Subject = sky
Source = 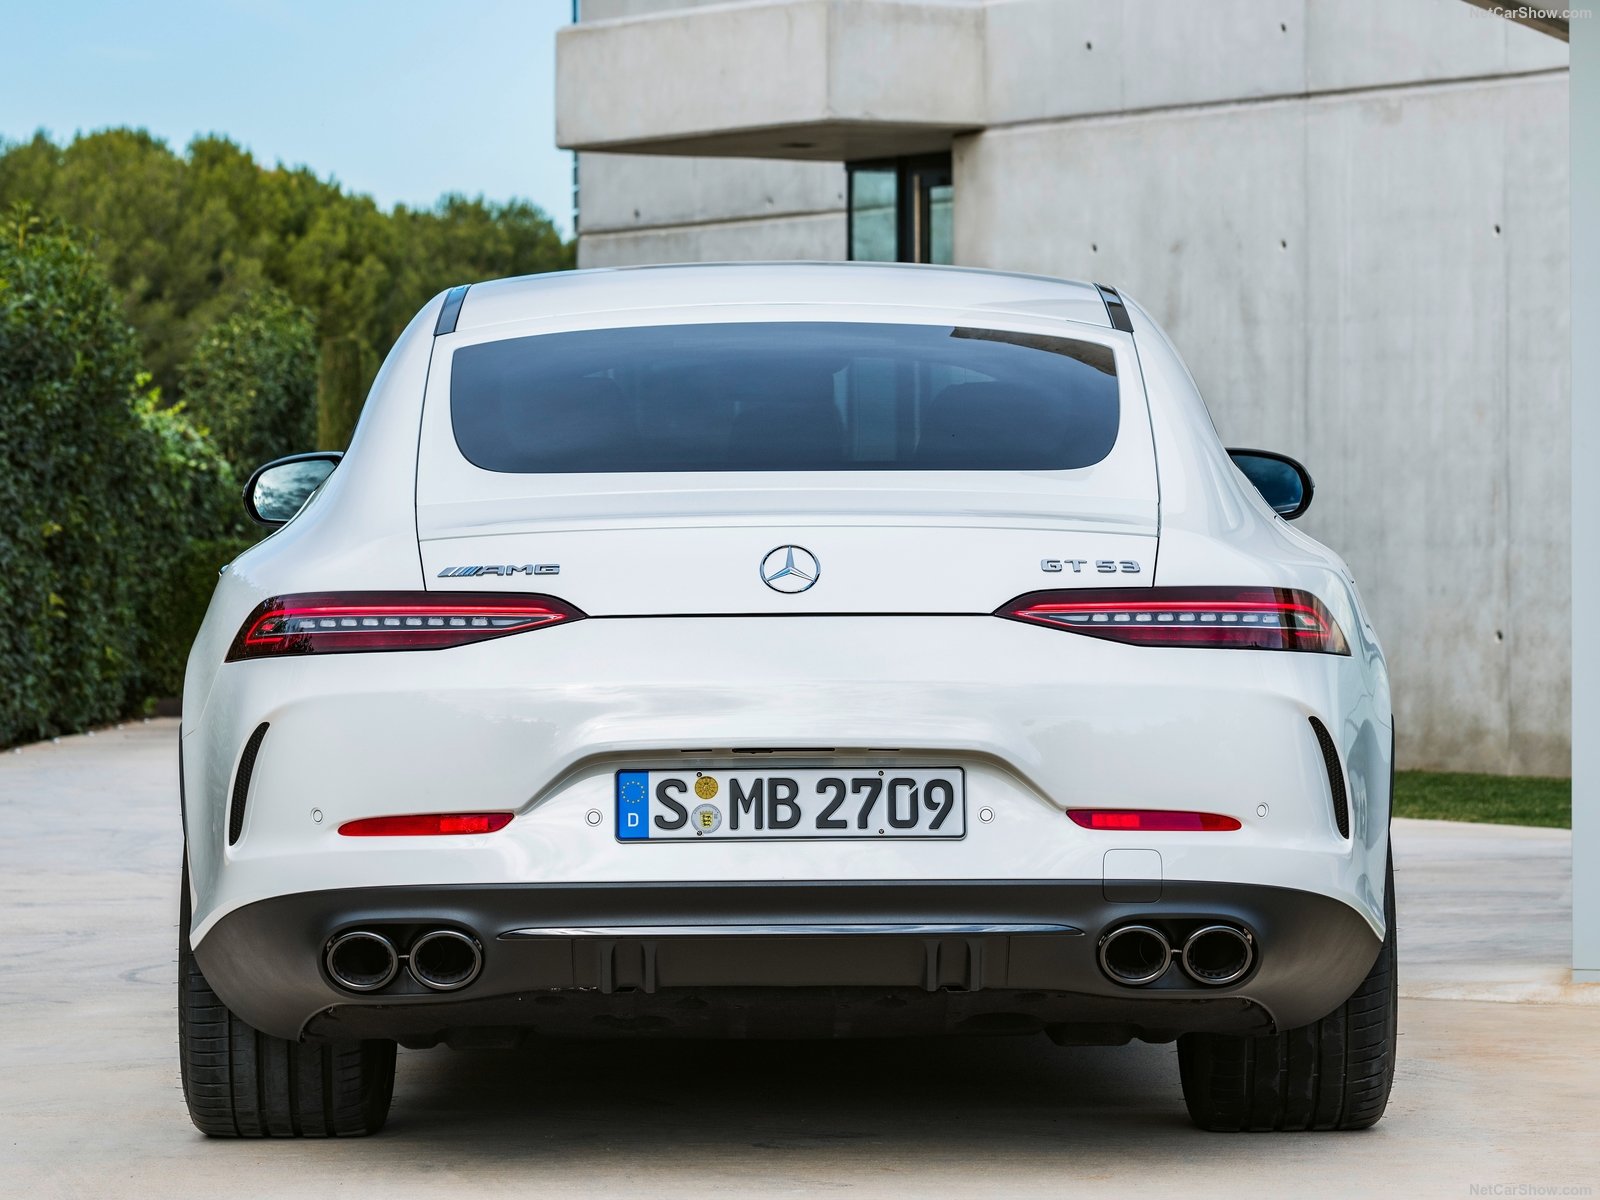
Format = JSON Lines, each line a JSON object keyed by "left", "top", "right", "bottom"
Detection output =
{"left": 2, "top": 0, "right": 576, "bottom": 235}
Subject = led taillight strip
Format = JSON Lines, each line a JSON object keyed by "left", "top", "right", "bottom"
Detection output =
{"left": 998, "top": 587, "right": 1349, "bottom": 654}
{"left": 226, "top": 592, "right": 585, "bottom": 660}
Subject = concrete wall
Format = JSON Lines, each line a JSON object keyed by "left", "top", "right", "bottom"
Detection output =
{"left": 560, "top": 1, "right": 984, "bottom": 158}
{"left": 568, "top": 0, "right": 1573, "bottom": 775}
{"left": 980, "top": 0, "right": 1567, "bottom": 119}
{"left": 957, "top": 72, "right": 1570, "bottom": 775}
{"left": 575, "top": 153, "right": 846, "bottom": 266}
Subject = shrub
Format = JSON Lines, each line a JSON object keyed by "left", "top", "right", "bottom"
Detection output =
{"left": 180, "top": 287, "right": 318, "bottom": 476}
{"left": 129, "top": 394, "right": 254, "bottom": 699}
{"left": 0, "top": 130, "right": 574, "bottom": 451}
{"left": 0, "top": 208, "right": 241, "bottom": 744}
{"left": 140, "top": 534, "right": 256, "bottom": 701}
{"left": 316, "top": 334, "right": 376, "bottom": 450}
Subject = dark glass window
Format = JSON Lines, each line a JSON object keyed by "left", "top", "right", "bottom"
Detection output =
{"left": 450, "top": 322, "right": 1119, "bottom": 474}
{"left": 848, "top": 167, "right": 898, "bottom": 262}
{"left": 848, "top": 156, "right": 953, "bottom": 264}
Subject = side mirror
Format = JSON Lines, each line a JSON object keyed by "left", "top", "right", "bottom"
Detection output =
{"left": 243, "top": 452, "right": 343, "bottom": 526}
{"left": 1228, "top": 448, "right": 1314, "bottom": 520}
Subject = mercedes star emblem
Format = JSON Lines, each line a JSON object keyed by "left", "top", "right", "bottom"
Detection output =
{"left": 760, "top": 545, "right": 820, "bottom": 594}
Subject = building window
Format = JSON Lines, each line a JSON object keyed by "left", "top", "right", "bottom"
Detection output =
{"left": 848, "top": 155, "right": 953, "bottom": 265}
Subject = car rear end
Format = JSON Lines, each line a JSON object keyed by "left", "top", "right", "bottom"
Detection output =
{"left": 184, "top": 274, "right": 1388, "bottom": 1053}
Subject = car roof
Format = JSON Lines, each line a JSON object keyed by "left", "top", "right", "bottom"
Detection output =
{"left": 451, "top": 261, "right": 1116, "bottom": 335}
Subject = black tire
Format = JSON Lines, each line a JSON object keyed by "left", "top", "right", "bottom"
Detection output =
{"left": 178, "top": 859, "right": 396, "bottom": 1137}
{"left": 1176, "top": 852, "right": 1397, "bottom": 1132}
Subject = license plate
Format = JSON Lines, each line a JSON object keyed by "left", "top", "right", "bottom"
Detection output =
{"left": 615, "top": 768, "right": 965, "bottom": 841}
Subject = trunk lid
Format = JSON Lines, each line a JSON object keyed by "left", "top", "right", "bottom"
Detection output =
{"left": 417, "top": 485, "right": 1157, "bottom": 616}
{"left": 415, "top": 309, "right": 1158, "bottom": 615}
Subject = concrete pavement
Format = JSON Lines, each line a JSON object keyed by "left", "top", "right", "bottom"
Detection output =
{"left": 2, "top": 720, "right": 1596, "bottom": 1199}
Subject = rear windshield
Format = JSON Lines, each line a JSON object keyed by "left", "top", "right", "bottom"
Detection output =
{"left": 449, "top": 321, "right": 1119, "bottom": 474}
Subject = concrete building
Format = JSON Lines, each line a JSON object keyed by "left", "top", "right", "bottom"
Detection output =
{"left": 556, "top": 0, "right": 1572, "bottom": 776}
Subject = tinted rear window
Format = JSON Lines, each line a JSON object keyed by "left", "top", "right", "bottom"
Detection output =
{"left": 449, "top": 321, "right": 1119, "bottom": 473}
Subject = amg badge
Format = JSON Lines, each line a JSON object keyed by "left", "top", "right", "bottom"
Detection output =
{"left": 437, "top": 564, "right": 560, "bottom": 578}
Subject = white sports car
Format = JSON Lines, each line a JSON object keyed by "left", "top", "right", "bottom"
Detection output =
{"left": 179, "top": 262, "right": 1395, "bottom": 1137}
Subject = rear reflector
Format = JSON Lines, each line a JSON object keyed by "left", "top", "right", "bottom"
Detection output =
{"left": 338, "top": 813, "right": 514, "bottom": 837}
{"left": 998, "top": 587, "right": 1349, "bottom": 654}
{"left": 1068, "top": 809, "right": 1242, "bottom": 831}
{"left": 226, "top": 592, "right": 584, "bottom": 661}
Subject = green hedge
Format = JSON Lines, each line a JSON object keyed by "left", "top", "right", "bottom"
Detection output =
{"left": 140, "top": 534, "right": 258, "bottom": 700}
{"left": 131, "top": 395, "right": 257, "bottom": 699}
{"left": 0, "top": 209, "right": 243, "bottom": 745}
{"left": 316, "top": 333, "right": 377, "bottom": 450}
{"left": 181, "top": 287, "right": 318, "bottom": 476}
{"left": 0, "top": 129, "right": 574, "bottom": 453}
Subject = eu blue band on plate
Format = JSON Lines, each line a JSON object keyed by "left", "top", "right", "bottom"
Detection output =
{"left": 616, "top": 771, "right": 650, "bottom": 839}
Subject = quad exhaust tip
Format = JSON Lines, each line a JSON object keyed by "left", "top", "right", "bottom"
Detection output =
{"left": 1180, "top": 924, "right": 1255, "bottom": 987}
{"left": 325, "top": 931, "right": 399, "bottom": 993}
{"left": 1097, "top": 922, "right": 1257, "bottom": 988}
{"left": 408, "top": 929, "right": 484, "bottom": 992}
{"left": 1097, "top": 924, "right": 1172, "bottom": 987}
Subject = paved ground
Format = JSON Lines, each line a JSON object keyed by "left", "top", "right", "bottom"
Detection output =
{"left": 2, "top": 720, "right": 1597, "bottom": 1199}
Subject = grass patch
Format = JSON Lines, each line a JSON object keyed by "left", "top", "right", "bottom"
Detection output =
{"left": 1393, "top": 770, "right": 1571, "bottom": 828}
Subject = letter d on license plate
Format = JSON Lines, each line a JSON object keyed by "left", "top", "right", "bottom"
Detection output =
{"left": 615, "top": 768, "right": 965, "bottom": 841}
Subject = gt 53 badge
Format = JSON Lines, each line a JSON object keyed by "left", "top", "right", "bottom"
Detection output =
{"left": 1040, "top": 559, "right": 1141, "bottom": 574}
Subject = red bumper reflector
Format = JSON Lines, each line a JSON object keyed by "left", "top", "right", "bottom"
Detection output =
{"left": 226, "top": 592, "right": 584, "bottom": 660}
{"left": 1068, "top": 809, "right": 1242, "bottom": 832}
{"left": 338, "top": 812, "right": 514, "bottom": 837}
{"left": 997, "top": 587, "right": 1349, "bottom": 654}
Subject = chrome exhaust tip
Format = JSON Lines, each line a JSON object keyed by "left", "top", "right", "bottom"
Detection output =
{"left": 1180, "top": 924, "right": 1255, "bottom": 986}
{"left": 1097, "top": 924, "right": 1172, "bottom": 987}
{"left": 408, "top": 929, "right": 483, "bottom": 992}
{"left": 325, "top": 930, "right": 400, "bottom": 993}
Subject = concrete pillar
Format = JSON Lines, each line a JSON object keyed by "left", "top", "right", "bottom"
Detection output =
{"left": 1574, "top": 16, "right": 1598, "bottom": 983}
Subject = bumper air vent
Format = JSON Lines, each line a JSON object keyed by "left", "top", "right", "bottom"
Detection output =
{"left": 228, "top": 722, "right": 270, "bottom": 846}
{"left": 1308, "top": 716, "right": 1349, "bottom": 839}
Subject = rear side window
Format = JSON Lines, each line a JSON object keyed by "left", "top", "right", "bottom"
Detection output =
{"left": 449, "top": 321, "right": 1119, "bottom": 473}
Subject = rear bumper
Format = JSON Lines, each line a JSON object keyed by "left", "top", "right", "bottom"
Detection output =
{"left": 185, "top": 615, "right": 1392, "bottom": 944}
{"left": 194, "top": 878, "right": 1381, "bottom": 1043}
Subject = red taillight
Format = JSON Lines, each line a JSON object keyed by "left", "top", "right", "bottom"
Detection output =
{"left": 226, "top": 592, "right": 584, "bottom": 661}
{"left": 998, "top": 587, "right": 1349, "bottom": 654}
{"left": 1068, "top": 809, "right": 1242, "bottom": 831}
{"left": 338, "top": 812, "right": 514, "bottom": 837}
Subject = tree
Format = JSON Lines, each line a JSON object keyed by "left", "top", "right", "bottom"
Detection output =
{"left": 181, "top": 288, "right": 318, "bottom": 475}
{"left": 316, "top": 334, "right": 377, "bottom": 450}
{"left": 0, "top": 130, "right": 575, "bottom": 443}
{"left": 0, "top": 207, "right": 241, "bottom": 744}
